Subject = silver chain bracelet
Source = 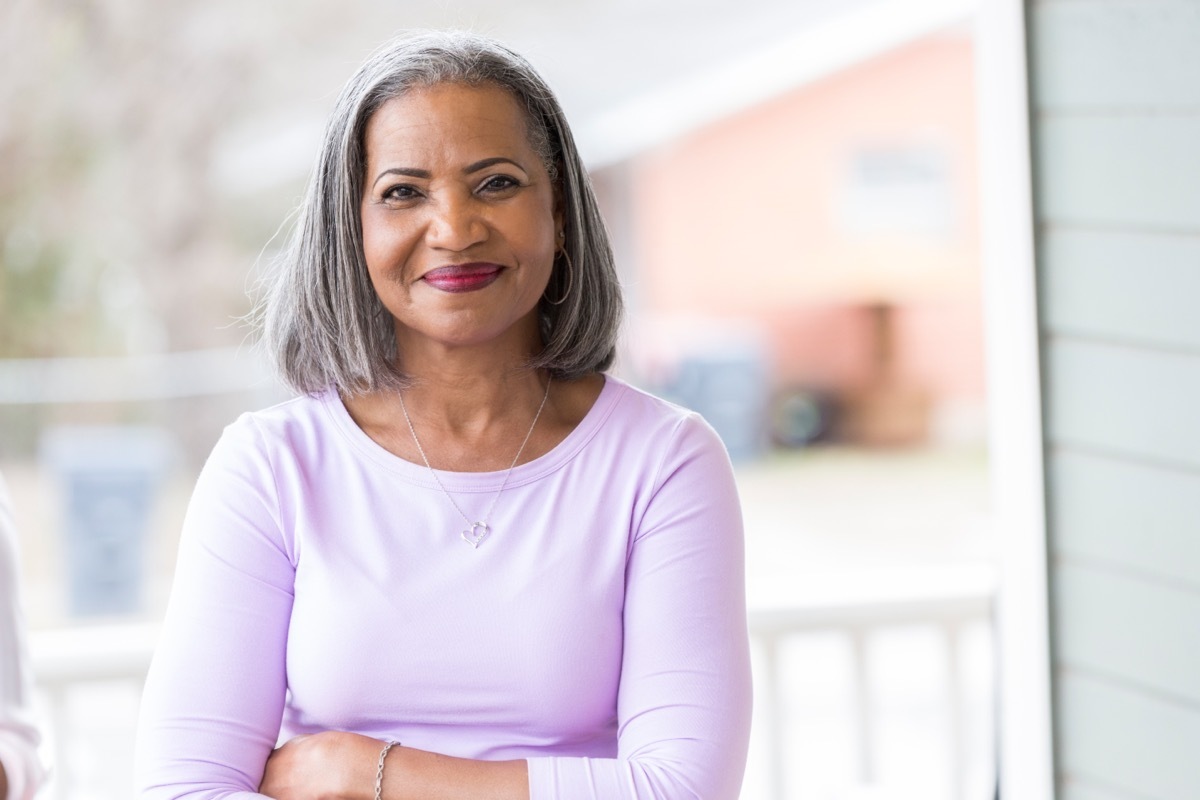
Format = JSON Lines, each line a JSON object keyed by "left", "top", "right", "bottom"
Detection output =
{"left": 375, "top": 740, "right": 399, "bottom": 800}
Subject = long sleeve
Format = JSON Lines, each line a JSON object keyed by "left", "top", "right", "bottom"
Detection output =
{"left": 0, "top": 474, "right": 47, "bottom": 800}
{"left": 526, "top": 413, "right": 753, "bottom": 799}
{"left": 134, "top": 417, "right": 296, "bottom": 800}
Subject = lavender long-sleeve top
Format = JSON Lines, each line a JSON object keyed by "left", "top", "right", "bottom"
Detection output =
{"left": 134, "top": 376, "right": 752, "bottom": 799}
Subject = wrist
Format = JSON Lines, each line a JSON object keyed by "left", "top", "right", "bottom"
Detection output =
{"left": 311, "top": 731, "right": 386, "bottom": 800}
{"left": 373, "top": 740, "right": 399, "bottom": 800}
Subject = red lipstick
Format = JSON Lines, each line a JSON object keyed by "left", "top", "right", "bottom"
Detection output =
{"left": 421, "top": 263, "right": 503, "bottom": 293}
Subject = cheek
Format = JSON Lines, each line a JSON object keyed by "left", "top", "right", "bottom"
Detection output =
{"left": 359, "top": 211, "right": 410, "bottom": 281}
{"left": 359, "top": 209, "right": 381, "bottom": 267}
{"left": 361, "top": 206, "right": 389, "bottom": 243}
{"left": 521, "top": 213, "right": 558, "bottom": 266}
{"left": 522, "top": 238, "right": 556, "bottom": 291}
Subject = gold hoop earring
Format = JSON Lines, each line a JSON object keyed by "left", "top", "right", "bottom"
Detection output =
{"left": 545, "top": 248, "right": 573, "bottom": 306}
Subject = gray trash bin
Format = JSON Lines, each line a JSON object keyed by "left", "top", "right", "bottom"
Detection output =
{"left": 41, "top": 426, "right": 173, "bottom": 617}
{"left": 661, "top": 349, "right": 769, "bottom": 463}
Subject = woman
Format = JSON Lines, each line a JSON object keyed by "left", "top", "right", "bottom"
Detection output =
{"left": 135, "top": 31, "right": 751, "bottom": 799}
{"left": 0, "top": 474, "right": 46, "bottom": 800}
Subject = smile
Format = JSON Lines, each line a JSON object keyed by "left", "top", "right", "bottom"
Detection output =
{"left": 421, "top": 263, "right": 504, "bottom": 293}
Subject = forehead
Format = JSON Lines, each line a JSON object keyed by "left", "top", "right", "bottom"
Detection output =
{"left": 362, "top": 82, "right": 536, "bottom": 166}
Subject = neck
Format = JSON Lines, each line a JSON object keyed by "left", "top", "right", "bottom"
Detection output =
{"left": 391, "top": 315, "right": 546, "bottom": 432}
{"left": 399, "top": 363, "right": 550, "bottom": 437}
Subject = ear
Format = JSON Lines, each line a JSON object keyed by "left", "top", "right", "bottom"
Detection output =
{"left": 552, "top": 181, "right": 565, "bottom": 239}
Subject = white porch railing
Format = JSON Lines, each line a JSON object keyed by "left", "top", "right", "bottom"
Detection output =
{"left": 29, "top": 622, "right": 160, "bottom": 800}
{"left": 748, "top": 564, "right": 997, "bottom": 800}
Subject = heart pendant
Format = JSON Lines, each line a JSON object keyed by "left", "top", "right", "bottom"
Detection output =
{"left": 461, "top": 521, "right": 491, "bottom": 548}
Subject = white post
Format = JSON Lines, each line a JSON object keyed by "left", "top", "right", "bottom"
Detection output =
{"left": 758, "top": 634, "right": 788, "bottom": 800}
{"left": 974, "top": 0, "right": 1056, "bottom": 798}
{"left": 46, "top": 684, "right": 70, "bottom": 800}
{"left": 945, "top": 622, "right": 967, "bottom": 800}
{"left": 849, "top": 628, "right": 874, "bottom": 786}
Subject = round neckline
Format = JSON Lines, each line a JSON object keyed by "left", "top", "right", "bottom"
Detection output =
{"left": 320, "top": 374, "right": 622, "bottom": 492}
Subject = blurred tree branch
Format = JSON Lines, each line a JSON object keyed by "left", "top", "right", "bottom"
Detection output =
{"left": 0, "top": 0, "right": 276, "bottom": 357}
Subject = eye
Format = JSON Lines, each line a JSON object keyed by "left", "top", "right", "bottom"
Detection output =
{"left": 382, "top": 184, "right": 422, "bottom": 203}
{"left": 478, "top": 174, "right": 521, "bottom": 195}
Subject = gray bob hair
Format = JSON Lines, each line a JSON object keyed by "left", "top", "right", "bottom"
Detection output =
{"left": 259, "top": 30, "right": 624, "bottom": 395}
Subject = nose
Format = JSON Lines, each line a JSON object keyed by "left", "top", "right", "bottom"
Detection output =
{"left": 425, "top": 192, "right": 488, "bottom": 251}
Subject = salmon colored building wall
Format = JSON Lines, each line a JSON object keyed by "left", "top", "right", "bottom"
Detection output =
{"left": 615, "top": 33, "right": 985, "bottom": 440}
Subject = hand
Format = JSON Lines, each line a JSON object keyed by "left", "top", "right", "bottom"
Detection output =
{"left": 259, "top": 731, "right": 381, "bottom": 800}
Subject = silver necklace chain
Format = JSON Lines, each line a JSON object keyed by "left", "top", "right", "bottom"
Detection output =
{"left": 398, "top": 377, "right": 551, "bottom": 548}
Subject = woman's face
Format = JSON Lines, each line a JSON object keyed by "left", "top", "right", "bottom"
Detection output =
{"left": 359, "top": 82, "right": 561, "bottom": 360}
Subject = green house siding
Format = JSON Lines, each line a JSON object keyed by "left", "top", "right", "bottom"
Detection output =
{"left": 1028, "top": 1, "right": 1200, "bottom": 798}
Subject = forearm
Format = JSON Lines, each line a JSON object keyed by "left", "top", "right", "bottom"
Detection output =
{"left": 261, "top": 732, "right": 529, "bottom": 800}
{"left": 382, "top": 746, "right": 528, "bottom": 800}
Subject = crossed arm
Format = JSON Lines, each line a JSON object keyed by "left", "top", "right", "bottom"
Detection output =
{"left": 259, "top": 734, "right": 528, "bottom": 800}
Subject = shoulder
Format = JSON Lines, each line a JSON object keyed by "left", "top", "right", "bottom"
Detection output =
{"left": 186, "top": 394, "right": 344, "bottom": 552}
{"left": 596, "top": 380, "right": 742, "bottom": 542}
{"left": 594, "top": 376, "right": 731, "bottom": 480}
{"left": 213, "top": 390, "right": 339, "bottom": 461}
{"left": 194, "top": 391, "right": 350, "bottom": 505}
{"left": 604, "top": 376, "right": 723, "bottom": 446}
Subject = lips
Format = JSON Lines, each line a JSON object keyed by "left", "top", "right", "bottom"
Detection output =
{"left": 421, "top": 263, "right": 504, "bottom": 293}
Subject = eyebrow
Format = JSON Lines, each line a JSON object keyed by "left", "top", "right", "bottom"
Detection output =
{"left": 463, "top": 157, "right": 526, "bottom": 175}
{"left": 372, "top": 167, "right": 431, "bottom": 187}
{"left": 371, "top": 157, "right": 528, "bottom": 189}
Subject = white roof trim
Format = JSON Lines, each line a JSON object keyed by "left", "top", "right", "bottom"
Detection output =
{"left": 576, "top": 0, "right": 980, "bottom": 169}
